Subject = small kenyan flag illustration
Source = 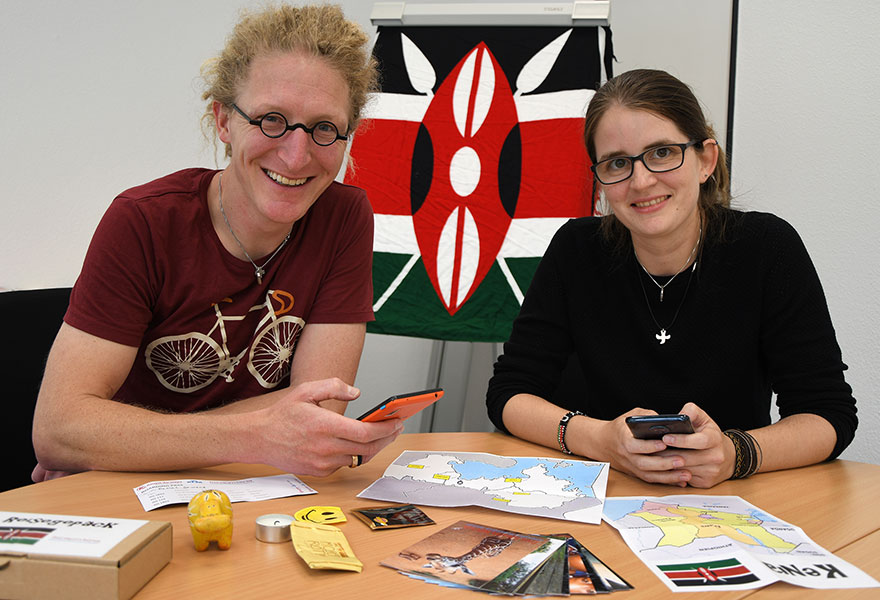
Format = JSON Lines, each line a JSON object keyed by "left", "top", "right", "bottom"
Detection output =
{"left": 0, "top": 526, "right": 53, "bottom": 545}
{"left": 658, "top": 558, "right": 760, "bottom": 587}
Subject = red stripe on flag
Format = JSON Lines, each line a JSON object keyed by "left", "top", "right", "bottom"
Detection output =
{"left": 665, "top": 565, "right": 752, "bottom": 580}
{"left": 347, "top": 119, "right": 421, "bottom": 215}
{"left": 347, "top": 117, "right": 593, "bottom": 219}
{"left": 516, "top": 119, "right": 593, "bottom": 218}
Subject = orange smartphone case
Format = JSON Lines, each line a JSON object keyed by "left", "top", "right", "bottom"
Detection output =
{"left": 357, "top": 388, "right": 444, "bottom": 422}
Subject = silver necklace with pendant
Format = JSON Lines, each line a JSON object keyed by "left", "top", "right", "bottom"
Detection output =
{"left": 636, "top": 224, "right": 702, "bottom": 302}
{"left": 637, "top": 260, "right": 696, "bottom": 344}
{"left": 634, "top": 223, "right": 701, "bottom": 344}
{"left": 217, "top": 172, "right": 292, "bottom": 284}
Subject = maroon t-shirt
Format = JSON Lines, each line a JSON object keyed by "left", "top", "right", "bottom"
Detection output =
{"left": 65, "top": 168, "right": 374, "bottom": 412}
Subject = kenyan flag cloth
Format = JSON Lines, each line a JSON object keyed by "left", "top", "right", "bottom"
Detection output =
{"left": 345, "top": 25, "right": 613, "bottom": 341}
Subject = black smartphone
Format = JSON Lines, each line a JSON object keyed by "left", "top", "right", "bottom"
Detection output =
{"left": 625, "top": 414, "right": 694, "bottom": 439}
{"left": 356, "top": 388, "right": 444, "bottom": 422}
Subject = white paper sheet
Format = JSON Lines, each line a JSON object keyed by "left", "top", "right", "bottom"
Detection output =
{"left": 133, "top": 474, "right": 316, "bottom": 511}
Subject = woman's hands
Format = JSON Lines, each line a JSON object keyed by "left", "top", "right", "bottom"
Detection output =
{"left": 595, "top": 403, "right": 735, "bottom": 488}
{"left": 500, "top": 393, "right": 748, "bottom": 489}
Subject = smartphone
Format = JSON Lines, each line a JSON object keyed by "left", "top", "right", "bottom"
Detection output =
{"left": 356, "top": 388, "right": 444, "bottom": 423}
{"left": 625, "top": 414, "right": 694, "bottom": 439}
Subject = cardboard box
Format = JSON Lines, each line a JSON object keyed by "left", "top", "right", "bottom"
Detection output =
{"left": 0, "top": 512, "right": 172, "bottom": 600}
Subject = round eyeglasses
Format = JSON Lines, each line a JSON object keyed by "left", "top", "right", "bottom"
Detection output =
{"left": 591, "top": 140, "right": 700, "bottom": 185}
{"left": 230, "top": 104, "right": 348, "bottom": 146}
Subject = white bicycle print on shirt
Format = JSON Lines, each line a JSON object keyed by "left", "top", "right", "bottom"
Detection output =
{"left": 145, "top": 290, "right": 304, "bottom": 392}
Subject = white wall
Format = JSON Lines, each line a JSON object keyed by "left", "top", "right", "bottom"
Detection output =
{"left": 3, "top": 1, "right": 874, "bottom": 462}
{"left": 731, "top": 1, "right": 880, "bottom": 464}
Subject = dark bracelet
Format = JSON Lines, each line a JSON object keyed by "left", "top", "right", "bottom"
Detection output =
{"left": 724, "top": 429, "right": 763, "bottom": 479}
{"left": 557, "top": 411, "right": 585, "bottom": 455}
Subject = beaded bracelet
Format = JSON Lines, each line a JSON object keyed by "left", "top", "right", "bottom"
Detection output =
{"left": 724, "top": 429, "right": 763, "bottom": 479}
{"left": 557, "top": 410, "right": 585, "bottom": 455}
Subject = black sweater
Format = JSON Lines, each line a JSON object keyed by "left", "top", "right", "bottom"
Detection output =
{"left": 486, "top": 210, "right": 857, "bottom": 459}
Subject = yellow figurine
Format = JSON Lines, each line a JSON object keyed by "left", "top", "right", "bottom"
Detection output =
{"left": 187, "top": 489, "right": 233, "bottom": 551}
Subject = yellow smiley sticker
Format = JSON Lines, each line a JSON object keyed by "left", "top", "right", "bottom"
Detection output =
{"left": 294, "top": 505, "right": 347, "bottom": 525}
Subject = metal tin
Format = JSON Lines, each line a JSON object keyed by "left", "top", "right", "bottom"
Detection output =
{"left": 255, "top": 513, "right": 294, "bottom": 543}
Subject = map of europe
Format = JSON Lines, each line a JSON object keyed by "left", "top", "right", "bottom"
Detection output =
{"left": 358, "top": 451, "right": 609, "bottom": 523}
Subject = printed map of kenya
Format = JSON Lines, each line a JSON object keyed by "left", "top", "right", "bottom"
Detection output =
{"left": 632, "top": 501, "right": 797, "bottom": 552}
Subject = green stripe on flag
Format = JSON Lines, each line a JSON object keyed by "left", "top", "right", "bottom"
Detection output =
{"left": 369, "top": 253, "right": 541, "bottom": 342}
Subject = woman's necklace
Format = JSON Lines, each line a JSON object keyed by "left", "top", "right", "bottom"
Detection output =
{"left": 637, "top": 260, "right": 696, "bottom": 344}
{"left": 635, "top": 224, "right": 702, "bottom": 302}
{"left": 217, "top": 172, "right": 292, "bottom": 284}
{"left": 634, "top": 221, "right": 702, "bottom": 344}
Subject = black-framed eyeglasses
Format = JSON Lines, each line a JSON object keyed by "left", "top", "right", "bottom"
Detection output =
{"left": 591, "top": 140, "right": 700, "bottom": 185}
{"left": 230, "top": 103, "right": 348, "bottom": 146}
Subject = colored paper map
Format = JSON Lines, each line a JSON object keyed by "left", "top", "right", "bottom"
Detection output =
{"left": 622, "top": 499, "right": 796, "bottom": 552}
{"left": 358, "top": 451, "right": 609, "bottom": 524}
{"left": 603, "top": 495, "right": 879, "bottom": 592}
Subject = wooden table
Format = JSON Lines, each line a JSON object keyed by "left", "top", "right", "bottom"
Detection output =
{"left": 2, "top": 432, "right": 878, "bottom": 598}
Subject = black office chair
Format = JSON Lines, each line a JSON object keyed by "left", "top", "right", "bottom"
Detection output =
{"left": 0, "top": 287, "right": 71, "bottom": 491}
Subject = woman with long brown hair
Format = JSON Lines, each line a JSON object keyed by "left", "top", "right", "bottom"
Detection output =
{"left": 487, "top": 69, "right": 857, "bottom": 488}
